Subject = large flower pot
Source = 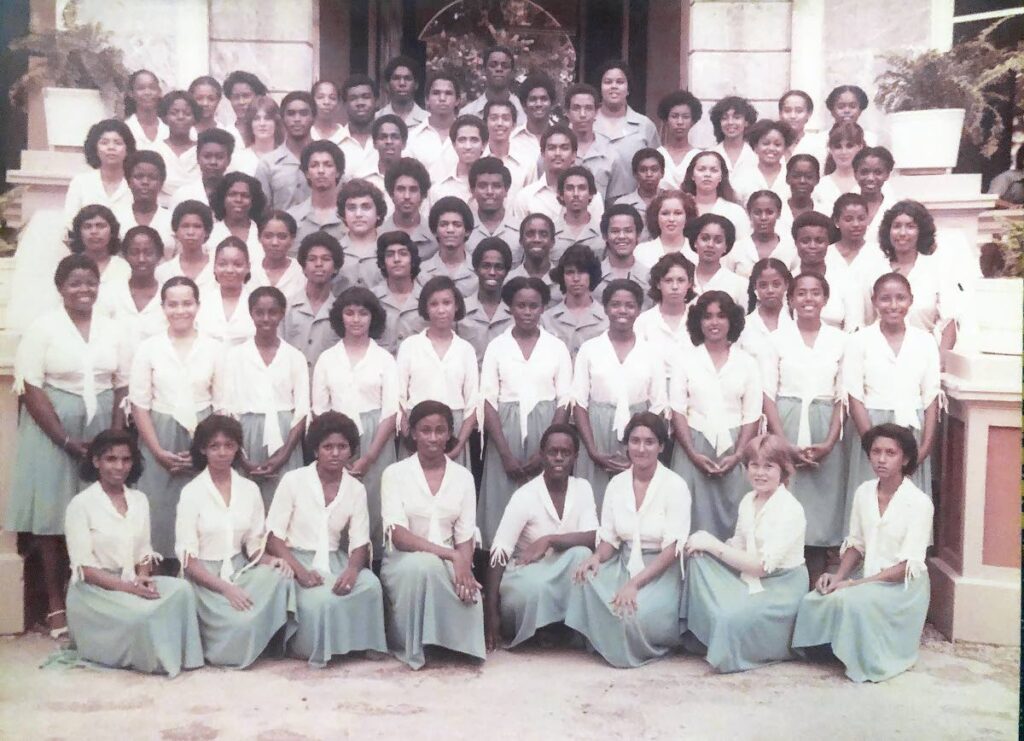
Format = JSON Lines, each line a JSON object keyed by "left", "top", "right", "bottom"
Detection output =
{"left": 42, "top": 87, "right": 108, "bottom": 150}
{"left": 888, "top": 108, "right": 966, "bottom": 170}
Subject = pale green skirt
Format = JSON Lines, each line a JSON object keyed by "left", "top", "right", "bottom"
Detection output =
{"left": 684, "top": 555, "right": 808, "bottom": 673}
{"left": 66, "top": 572, "right": 203, "bottom": 677}
{"left": 670, "top": 427, "right": 748, "bottom": 540}
{"left": 846, "top": 408, "right": 932, "bottom": 516}
{"left": 499, "top": 545, "right": 592, "bottom": 648}
{"left": 564, "top": 547, "right": 684, "bottom": 668}
{"left": 187, "top": 554, "right": 297, "bottom": 669}
{"left": 777, "top": 397, "right": 847, "bottom": 547}
{"left": 574, "top": 401, "right": 647, "bottom": 512}
{"left": 355, "top": 409, "right": 397, "bottom": 557}
{"left": 239, "top": 411, "right": 305, "bottom": 513}
{"left": 7, "top": 386, "right": 113, "bottom": 535}
{"left": 792, "top": 573, "right": 930, "bottom": 682}
{"left": 288, "top": 548, "right": 386, "bottom": 666}
{"left": 380, "top": 549, "right": 486, "bottom": 670}
{"left": 136, "top": 407, "right": 211, "bottom": 558}
{"left": 478, "top": 399, "right": 558, "bottom": 549}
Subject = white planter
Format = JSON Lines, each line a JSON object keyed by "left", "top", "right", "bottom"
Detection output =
{"left": 888, "top": 108, "right": 966, "bottom": 170}
{"left": 971, "top": 277, "right": 1023, "bottom": 356}
{"left": 42, "top": 87, "right": 109, "bottom": 149}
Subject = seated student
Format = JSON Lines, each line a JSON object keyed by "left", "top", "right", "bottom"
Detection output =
{"left": 657, "top": 90, "right": 703, "bottom": 190}
{"left": 66, "top": 205, "right": 131, "bottom": 287}
{"left": 175, "top": 414, "right": 297, "bottom": 669}
{"left": 223, "top": 70, "right": 269, "bottom": 147}
{"left": 513, "top": 125, "right": 605, "bottom": 222}
{"left": 229, "top": 95, "right": 283, "bottom": 177}
{"left": 825, "top": 84, "right": 877, "bottom": 146}
{"left": 793, "top": 423, "right": 933, "bottom": 683}
{"left": 124, "top": 69, "right": 168, "bottom": 151}
{"left": 552, "top": 166, "right": 605, "bottom": 263}
{"left": 189, "top": 75, "right": 227, "bottom": 137}
{"left": 683, "top": 434, "right": 808, "bottom": 673}
{"left": 336, "top": 75, "right": 379, "bottom": 178}
{"left": 615, "top": 148, "right": 666, "bottom": 241}
{"left": 250, "top": 210, "right": 305, "bottom": 300}
{"left": 481, "top": 100, "right": 537, "bottom": 199}
{"left": 566, "top": 412, "right": 689, "bottom": 668}
{"left": 288, "top": 140, "right": 346, "bottom": 249}
{"left": 417, "top": 196, "right": 479, "bottom": 297}
{"left": 592, "top": 203, "right": 651, "bottom": 303}
{"left": 731, "top": 119, "right": 795, "bottom": 207}
{"left": 709, "top": 95, "right": 758, "bottom": 174}
{"left": 208, "top": 172, "right": 268, "bottom": 264}
{"left": 116, "top": 150, "right": 174, "bottom": 254}
{"left": 541, "top": 243, "right": 608, "bottom": 358}
{"left": 358, "top": 114, "right": 408, "bottom": 215}
{"left": 564, "top": 83, "right": 628, "bottom": 201}
{"left": 310, "top": 79, "right": 343, "bottom": 145}
{"left": 379, "top": 400, "right": 486, "bottom": 670}
{"left": 65, "top": 430, "right": 203, "bottom": 677}
{"left": 512, "top": 73, "right": 556, "bottom": 158}
{"left": 154, "top": 201, "right": 215, "bottom": 294}
{"left": 634, "top": 189, "right": 698, "bottom": 269}
{"left": 506, "top": 213, "right": 562, "bottom": 305}
{"left": 195, "top": 237, "right": 257, "bottom": 346}
{"left": 169, "top": 128, "right": 235, "bottom": 212}
{"left": 376, "top": 55, "right": 427, "bottom": 126}
{"left": 592, "top": 60, "right": 661, "bottom": 196}
{"left": 686, "top": 213, "right": 748, "bottom": 307}
{"left": 406, "top": 73, "right": 460, "bottom": 174}
{"left": 372, "top": 230, "right": 425, "bottom": 354}
{"left": 461, "top": 45, "right": 526, "bottom": 120}
{"left": 737, "top": 258, "right": 794, "bottom": 360}
{"left": 458, "top": 238, "right": 514, "bottom": 364}
{"left": 682, "top": 150, "right": 751, "bottom": 238}
{"left": 726, "top": 190, "right": 798, "bottom": 279}
{"left": 154, "top": 91, "right": 201, "bottom": 208}
{"left": 65, "top": 119, "right": 136, "bottom": 225}
{"left": 429, "top": 114, "right": 487, "bottom": 205}
{"left": 266, "top": 412, "right": 388, "bottom": 666}
{"left": 485, "top": 424, "right": 596, "bottom": 650}
{"left": 255, "top": 91, "right": 316, "bottom": 210}
{"left": 467, "top": 157, "right": 522, "bottom": 262}
{"left": 280, "top": 231, "right": 344, "bottom": 369}
{"left": 336, "top": 178, "right": 388, "bottom": 290}
{"left": 382, "top": 157, "right": 437, "bottom": 260}
{"left": 97, "top": 226, "right": 167, "bottom": 353}
{"left": 783, "top": 154, "right": 822, "bottom": 226}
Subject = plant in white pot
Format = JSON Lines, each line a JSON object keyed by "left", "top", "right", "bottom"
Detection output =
{"left": 874, "top": 19, "right": 1024, "bottom": 171}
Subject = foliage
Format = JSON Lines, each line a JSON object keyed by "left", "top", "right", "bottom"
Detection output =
{"left": 874, "top": 19, "right": 1024, "bottom": 158}
{"left": 991, "top": 217, "right": 1024, "bottom": 278}
{"left": 0, "top": 188, "right": 25, "bottom": 258}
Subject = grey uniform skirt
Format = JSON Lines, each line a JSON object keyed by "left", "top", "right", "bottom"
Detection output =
{"left": 574, "top": 400, "right": 647, "bottom": 512}
{"left": 238, "top": 410, "right": 305, "bottom": 512}
{"left": 670, "top": 427, "right": 748, "bottom": 541}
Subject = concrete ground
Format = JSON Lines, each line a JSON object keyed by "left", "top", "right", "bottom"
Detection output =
{"left": 0, "top": 626, "right": 1017, "bottom": 740}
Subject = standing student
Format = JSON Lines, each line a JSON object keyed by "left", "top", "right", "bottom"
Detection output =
{"left": 657, "top": 90, "right": 703, "bottom": 190}
{"left": 681, "top": 150, "right": 751, "bottom": 237}
{"left": 779, "top": 89, "right": 823, "bottom": 161}
{"left": 506, "top": 213, "right": 562, "bottom": 304}
{"left": 512, "top": 73, "right": 556, "bottom": 157}
{"left": 64, "top": 430, "right": 203, "bottom": 676}
{"left": 155, "top": 201, "right": 215, "bottom": 293}
{"left": 336, "top": 75, "right": 379, "bottom": 178}
{"left": 189, "top": 75, "right": 225, "bottom": 136}
{"left": 551, "top": 166, "right": 604, "bottom": 262}
{"left": 462, "top": 45, "right": 526, "bottom": 120}
{"left": 230, "top": 96, "right": 283, "bottom": 177}
{"left": 635, "top": 252, "right": 697, "bottom": 393}
{"left": 737, "top": 257, "right": 794, "bottom": 360}
{"left": 417, "top": 196, "right": 479, "bottom": 297}
{"left": 377, "top": 55, "right": 427, "bottom": 126}
{"left": 97, "top": 225, "right": 166, "bottom": 352}
{"left": 593, "top": 203, "right": 651, "bottom": 302}
{"left": 615, "top": 148, "right": 666, "bottom": 241}
{"left": 310, "top": 79, "right": 343, "bottom": 144}
{"left": 154, "top": 91, "right": 201, "bottom": 207}
{"left": 709, "top": 96, "right": 758, "bottom": 173}
{"left": 382, "top": 157, "right": 437, "bottom": 260}
{"left": 288, "top": 140, "right": 346, "bottom": 248}
{"left": 683, "top": 434, "right": 808, "bottom": 673}
{"left": 541, "top": 243, "right": 608, "bottom": 358}
{"left": 337, "top": 179, "right": 388, "bottom": 290}
{"left": 731, "top": 119, "right": 794, "bottom": 207}
{"left": 633, "top": 189, "right": 698, "bottom": 269}
{"left": 208, "top": 172, "right": 267, "bottom": 264}
{"left": 250, "top": 210, "right": 305, "bottom": 300}
{"left": 466, "top": 157, "right": 521, "bottom": 260}
{"left": 124, "top": 70, "right": 168, "bottom": 151}
{"left": 726, "top": 190, "right": 798, "bottom": 279}
{"left": 65, "top": 119, "right": 136, "bottom": 224}
{"left": 8, "top": 255, "right": 130, "bottom": 639}
{"left": 564, "top": 83, "right": 627, "bottom": 201}
{"left": 825, "top": 85, "right": 876, "bottom": 145}
{"left": 567, "top": 412, "right": 690, "bottom": 668}
{"left": 459, "top": 238, "right": 514, "bottom": 364}
{"left": 429, "top": 114, "right": 486, "bottom": 205}
{"left": 379, "top": 401, "right": 486, "bottom": 670}
{"left": 853, "top": 146, "right": 897, "bottom": 237}
{"left": 481, "top": 100, "right": 536, "bottom": 199}
{"left": 175, "top": 415, "right": 297, "bottom": 669}
{"left": 255, "top": 91, "right": 316, "bottom": 210}
{"left": 372, "top": 230, "right": 425, "bottom": 354}
{"left": 116, "top": 151, "right": 173, "bottom": 254}
{"left": 360, "top": 114, "right": 408, "bottom": 213}
{"left": 815, "top": 122, "right": 865, "bottom": 216}
{"left": 67, "top": 205, "right": 131, "bottom": 287}
{"left": 406, "top": 73, "right": 460, "bottom": 174}
{"left": 223, "top": 70, "right": 269, "bottom": 145}
{"left": 265, "top": 412, "right": 388, "bottom": 666}
{"left": 478, "top": 276, "right": 572, "bottom": 548}
{"left": 592, "top": 60, "right": 660, "bottom": 195}
{"left": 513, "top": 126, "right": 604, "bottom": 222}
{"left": 783, "top": 154, "right": 821, "bottom": 225}
{"left": 169, "top": 128, "right": 236, "bottom": 212}
{"left": 280, "top": 231, "right": 343, "bottom": 369}
{"left": 792, "top": 211, "right": 863, "bottom": 331}
{"left": 686, "top": 213, "right": 748, "bottom": 307}
{"left": 195, "top": 237, "right": 256, "bottom": 346}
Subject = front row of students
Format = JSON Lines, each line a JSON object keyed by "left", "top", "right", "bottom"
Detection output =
{"left": 66, "top": 407, "right": 931, "bottom": 683}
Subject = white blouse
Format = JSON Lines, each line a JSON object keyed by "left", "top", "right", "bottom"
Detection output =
{"left": 864, "top": 253, "right": 960, "bottom": 337}
{"left": 480, "top": 329, "right": 572, "bottom": 443}
{"left": 195, "top": 287, "right": 256, "bottom": 346}
{"left": 731, "top": 164, "right": 790, "bottom": 209}
{"left": 570, "top": 332, "right": 668, "bottom": 440}
{"left": 669, "top": 343, "right": 762, "bottom": 456}
{"left": 381, "top": 455, "right": 477, "bottom": 548}
{"left": 113, "top": 205, "right": 175, "bottom": 257}
{"left": 725, "top": 234, "right": 799, "bottom": 279}
{"left": 634, "top": 237, "right": 689, "bottom": 270}
{"left": 599, "top": 463, "right": 692, "bottom": 577}
{"left": 726, "top": 486, "right": 806, "bottom": 593}
{"left": 65, "top": 483, "right": 159, "bottom": 583}
{"left": 125, "top": 114, "right": 169, "bottom": 152}
{"left": 64, "top": 170, "right": 133, "bottom": 226}
{"left": 842, "top": 323, "right": 940, "bottom": 429}
{"left": 154, "top": 141, "right": 199, "bottom": 208}
{"left": 814, "top": 251, "right": 865, "bottom": 331}
{"left": 692, "top": 265, "right": 749, "bottom": 308}
{"left": 737, "top": 308, "right": 795, "bottom": 361}
{"left": 658, "top": 146, "right": 702, "bottom": 191}
{"left": 96, "top": 280, "right": 167, "bottom": 353}
{"left": 713, "top": 141, "right": 759, "bottom": 173}
{"left": 175, "top": 468, "right": 266, "bottom": 580}
{"left": 843, "top": 478, "right": 933, "bottom": 584}
{"left": 129, "top": 332, "right": 224, "bottom": 434}
{"left": 490, "top": 475, "right": 599, "bottom": 567}
{"left": 207, "top": 221, "right": 266, "bottom": 264}
{"left": 396, "top": 331, "right": 479, "bottom": 415}
{"left": 154, "top": 255, "right": 216, "bottom": 295}
{"left": 266, "top": 465, "right": 371, "bottom": 571}
{"left": 311, "top": 339, "right": 399, "bottom": 434}
{"left": 250, "top": 258, "right": 305, "bottom": 302}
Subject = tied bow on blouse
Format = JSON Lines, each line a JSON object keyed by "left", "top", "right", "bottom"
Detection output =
{"left": 252, "top": 349, "right": 285, "bottom": 452}
{"left": 312, "top": 469, "right": 344, "bottom": 574}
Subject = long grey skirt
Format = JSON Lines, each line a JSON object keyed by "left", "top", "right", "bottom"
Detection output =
{"left": 574, "top": 401, "right": 647, "bottom": 512}
{"left": 288, "top": 548, "right": 387, "bottom": 666}
{"left": 355, "top": 409, "right": 397, "bottom": 557}
{"left": 7, "top": 386, "right": 113, "bottom": 535}
{"left": 499, "top": 545, "right": 592, "bottom": 648}
{"left": 684, "top": 555, "right": 808, "bottom": 673}
{"left": 136, "top": 407, "right": 211, "bottom": 558}
{"left": 670, "top": 427, "right": 748, "bottom": 540}
{"left": 380, "top": 549, "right": 486, "bottom": 670}
{"left": 239, "top": 411, "right": 305, "bottom": 512}
{"left": 792, "top": 573, "right": 930, "bottom": 683}
{"left": 564, "top": 547, "right": 684, "bottom": 668}
{"left": 478, "top": 399, "right": 558, "bottom": 549}
{"left": 777, "top": 397, "right": 847, "bottom": 547}
{"left": 187, "top": 554, "right": 297, "bottom": 669}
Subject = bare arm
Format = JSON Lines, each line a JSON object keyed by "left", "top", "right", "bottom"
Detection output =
{"left": 183, "top": 557, "right": 255, "bottom": 611}
{"left": 484, "top": 559, "right": 506, "bottom": 651}
{"left": 917, "top": 398, "right": 939, "bottom": 461}
{"left": 79, "top": 566, "right": 158, "bottom": 599}
{"left": 266, "top": 533, "right": 322, "bottom": 588}
{"left": 847, "top": 397, "right": 872, "bottom": 437}
{"left": 389, "top": 525, "right": 459, "bottom": 561}
{"left": 762, "top": 394, "right": 784, "bottom": 436}
{"left": 111, "top": 388, "right": 128, "bottom": 430}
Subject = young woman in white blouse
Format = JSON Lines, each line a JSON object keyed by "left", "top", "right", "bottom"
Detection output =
{"left": 633, "top": 189, "right": 698, "bottom": 269}
{"left": 726, "top": 190, "right": 798, "bottom": 280}
{"left": 793, "top": 423, "right": 933, "bottom": 682}
{"left": 844, "top": 273, "right": 940, "bottom": 499}
{"left": 737, "top": 257, "right": 794, "bottom": 360}
{"left": 634, "top": 253, "right": 698, "bottom": 401}
{"left": 731, "top": 119, "right": 794, "bottom": 207}
{"left": 96, "top": 226, "right": 166, "bottom": 353}
{"left": 656, "top": 90, "right": 703, "bottom": 191}
{"left": 485, "top": 424, "right": 598, "bottom": 651}
{"left": 195, "top": 237, "right": 257, "bottom": 346}
{"left": 709, "top": 96, "right": 758, "bottom": 173}
{"left": 792, "top": 211, "right": 863, "bottom": 331}
{"left": 312, "top": 286, "right": 399, "bottom": 556}
{"left": 188, "top": 76, "right": 225, "bottom": 136}
{"left": 64, "top": 119, "right": 136, "bottom": 225}
{"left": 123, "top": 70, "right": 168, "bottom": 151}
{"left": 379, "top": 401, "right": 486, "bottom": 670}
{"left": 130, "top": 276, "right": 225, "bottom": 565}
{"left": 67, "top": 205, "right": 131, "bottom": 287}
{"left": 65, "top": 430, "right": 203, "bottom": 676}
{"left": 825, "top": 85, "right": 876, "bottom": 146}
{"left": 478, "top": 276, "right": 572, "bottom": 548}
{"left": 669, "top": 290, "right": 762, "bottom": 540}
{"left": 116, "top": 151, "right": 174, "bottom": 254}
{"left": 572, "top": 279, "right": 666, "bottom": 510}
{"left": 155, "top": 201, "right": 215, "bottom": 293}
{"left": 310, "top": 79, "right": 344, "bottom": 144}
{"left": 684, "top": 213, "right": 748, "bottom": 307}
{"left": 853, "top": 146, "right": 897, "bottom": 238}
{"left": 761, "top": 273, "right": 847, "bottom": 585}
{"left": 231, "top": 96, "right": 284, "bottom": 177}
{"left": 567, "top": 413, "right": 690, "bottom": 668}
{"left": 684, "top": 434, "right": 808, "bottom": 673}
{"left": 681, "top": 151, "right": 751, "bottom": 237}
{"left": 8, "top": 255, "right": 130, "bottom": 639}
{"left": 784, "top": 155, "right": 822, "bottom": 228}
{"left": 175, "top": 415, "right": 296, "bottom": 669}
{"left": 155, "top": 91, "right": 201, "bottom": 207}
{"left": 396, "top": 276, "right": 479, "bottom": 468}
{"left": 779, "top": 90, "right": 823, "bottom": 161}
{"left": 815, "top": 122, "right": 865, "bottom": 216}
{"left": 265, "top": 412, "right": 387, "bottom": 666}
{"left": 208, "top": 172, "right": 268, "bottom": 265}
{"left": 224, "top": 286, "right": 309, "bottom": 510}
{"left": 250, "top": 211, "right": 305, "bottom": 301}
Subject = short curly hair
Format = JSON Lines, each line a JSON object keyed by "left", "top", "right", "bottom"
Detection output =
{"left": 501, "top": 275, "right": 550, "bottom": 308}
{"left": 307, "top": 411, "right": 361, "bottom": 456}
{"left": 54, "top": 254, "right": 99, "bottom": 288}
{"left": 745, "top": 119, "right": 795, "bottom": 149}
{"left": 686, "top": 290, "right": 745, "bottom": 345}
{"left": 601, "top": 278, "right": 643, "bottom": 308}
{"left": 646, "top": 189, "right": 697, "bottom": 239}
{"left": 157, "top": 90, "right": 201, "bottom": 121}
{"left": 83, "top": 119, "right": 136, "bottom": 169}
{"left": 472, "top": 237, "right": 513, "bottom": 271}
{"left": 189, "top": 414, "right": 244, "bottom": 471}
{"left": 648, "top": 252, "right": 696, "bottom": 304}
{"left": 549, "top": 242, "right": 601, "bottom": 293}
{"left": 826, "top": 84, "right": 869, "bottom": 114}
{"left": 210, "top": 171, "right": 267, "bottom": 222}
{"left": 123, "top": 149, "right": 166, "bottom": 182}
{"left": 384, "top": 157, "right": 431, "bottom": 197}
{"left": 709, "top": 96, "right": 757, "bottom": 143}
{"left": 171, "top": 200, "right": 214, "bottom": 233}
{"left": 428, "top": 196, "right": 474, "bottom": 234}
{"left": 337, "top": 178, "right": 387, "bottom": 227}
{"left": 684, "top": 212, "right": 737, "bottom": 254}
{"left": 657, "top": 89, "right": 703, "bottom": 123}
{"left": 328, "top": 286, "right": 387, "bottom": 339}
{"left": 376, "top": 230, "right": 421, "bottom": 279}
{"left": 877, "top": 200, "right": 936, "bottom": 260}
{"left": 297, "top": 231, "right": 344, "bottom": 269}
{"left": 600, "top": 203, "right": 643, "bottom": 237}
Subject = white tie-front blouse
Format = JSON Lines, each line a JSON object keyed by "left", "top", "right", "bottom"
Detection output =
{"left": 380, "top": 455, "right": 477, "bottom": 549}
{"left": 65, "top": 483, "right": 160, "bottom": 583}
{"left": 725, "top": 486, "right": 806, "bottom": 593}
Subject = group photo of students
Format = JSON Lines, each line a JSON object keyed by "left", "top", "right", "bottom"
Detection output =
{"left": 8, "top": 44, "right": 954, "bottom": 684}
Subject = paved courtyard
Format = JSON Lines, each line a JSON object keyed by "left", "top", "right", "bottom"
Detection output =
{"left": 0, "top": 626, "right": 1017, "bottom": 740}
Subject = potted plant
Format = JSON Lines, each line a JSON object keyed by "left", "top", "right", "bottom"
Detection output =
{"left": 874, "top": 19, "right": 1024, "bottom": 170}
{"left": 6, "top": 17, "right": 129, "bottom": 149}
